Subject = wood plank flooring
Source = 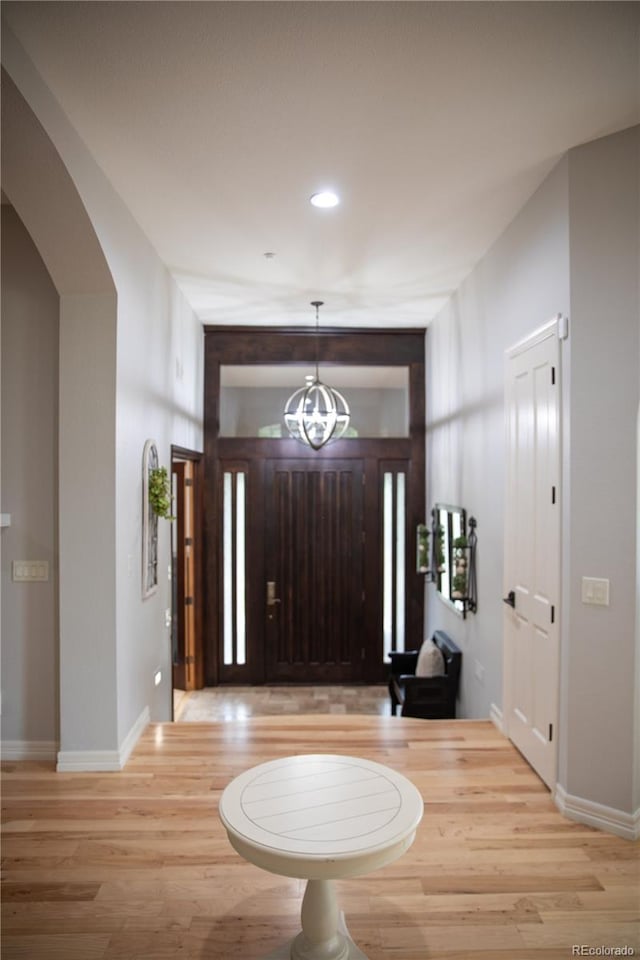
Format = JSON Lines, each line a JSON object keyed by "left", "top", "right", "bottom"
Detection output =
{"left": 2, "top": 716, "right": 638, "bottom": 959}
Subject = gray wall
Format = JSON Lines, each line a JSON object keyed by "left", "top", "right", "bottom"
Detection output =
{"left": 560, "top": 126, "right": 639, "bottom": 813}
{"left": 58, "top": 291, "right": 118, "bottom": 752}
{"left": 425, "top": 127, "right": 639, "bottom": 817}
{"left": 1, "top": 204, "right": 59, "bottom": 744}
{"left": 3, "top": 26, "right": 203, "bottom": 760}
{"left": 425, "top": 155, "right": 570, "bottom": 719}
{"left": 636, "top": 409, "right": 640, "bottom": 814}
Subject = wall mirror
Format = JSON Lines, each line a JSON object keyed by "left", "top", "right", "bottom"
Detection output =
{"left": 432, "top": 504, "right": 477, "bottom": 618}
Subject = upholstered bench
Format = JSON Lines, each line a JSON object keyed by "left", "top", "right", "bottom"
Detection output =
{"left": 388, "top": 630, "right": 462, "bottom": 719}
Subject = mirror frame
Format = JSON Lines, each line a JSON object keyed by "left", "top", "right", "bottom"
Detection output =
{"left": 433, "top": 503, "right": 467, "bottom": 617}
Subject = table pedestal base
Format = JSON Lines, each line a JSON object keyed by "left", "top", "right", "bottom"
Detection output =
{"left": 262, "top": 880, "right": 369, "bottom": 960}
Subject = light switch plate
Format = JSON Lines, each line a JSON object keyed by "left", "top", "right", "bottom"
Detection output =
{"left": 581, "top": 577, "right": 610, "bottom": 606}
{"left": 13, "top": 560, "right": 49, "bottom": 582}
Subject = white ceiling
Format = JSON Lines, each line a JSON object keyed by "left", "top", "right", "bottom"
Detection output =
{"left": 2, "top": 2, "right": 639, "bottom": 328}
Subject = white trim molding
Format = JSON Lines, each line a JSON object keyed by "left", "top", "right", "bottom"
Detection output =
{"left": 1, "top": 740, "right": 58, "bottom": 762}
{"left": 119, "top": 706, "right": 150, "bottom": 767}
{"left": 555, "top": 784, "right": 640, "bottom": 841}
{"left": 57, "top": 706, "right": 149, "bottom": 773}
{"left": 489, "top": 703, "right": 505, "bottom": 734}
{"left": 56, "top": 749, "right": 122, "bottom": 773}
{"left": 506, "top": 314, "right": 560, "bottom": 359}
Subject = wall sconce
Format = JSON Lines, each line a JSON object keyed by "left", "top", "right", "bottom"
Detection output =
{"left": 451, "top": 516, "right": 477, "bottom": 615}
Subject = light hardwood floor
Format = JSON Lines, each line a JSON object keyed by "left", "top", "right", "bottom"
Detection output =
{"left": 2, "top": 716, "right": 638, "bottom": 959}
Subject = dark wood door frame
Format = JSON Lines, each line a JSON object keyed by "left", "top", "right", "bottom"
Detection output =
{"left": 203, "top": 327, "right": 426, "bottom": 686}
{"left": 172, "top": 460, "right": 188, "bottom": 694}
{"left": 171, "top": 445, "right": 204, "bottom": 712}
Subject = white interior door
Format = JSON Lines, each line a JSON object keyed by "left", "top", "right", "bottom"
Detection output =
{"left": 503, "top": 319, "right": 561, "bottom": 789}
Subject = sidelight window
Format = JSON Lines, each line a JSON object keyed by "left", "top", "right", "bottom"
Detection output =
{"left": 223, "top": 470, "right": 246, "bottom": 666}
{"left": 382, "top": 470, "right": 406, "bottom": 660}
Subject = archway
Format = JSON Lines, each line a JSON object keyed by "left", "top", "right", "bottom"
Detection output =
{"left": 2, "top": 67, "right": 119, "bottom": 765}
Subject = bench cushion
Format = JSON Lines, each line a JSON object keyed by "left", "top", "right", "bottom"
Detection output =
{"left": 415, "top": 639, "right": 445, "bottom": 677}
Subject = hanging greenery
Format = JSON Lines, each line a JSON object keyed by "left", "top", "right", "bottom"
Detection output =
{"left": 148, "top": 466, "right": 174, "bottom": 520}
{"left": 435, "top": 524, "right": 446, "bottom": 570}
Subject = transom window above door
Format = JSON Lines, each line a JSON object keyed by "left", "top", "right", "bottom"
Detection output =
{"left": 219, "top": 365, "right": 409, "bottom": 439}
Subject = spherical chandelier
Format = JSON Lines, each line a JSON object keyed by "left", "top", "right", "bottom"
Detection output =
{"left": 283, "top": 301, "right": 351, "bottom": 450}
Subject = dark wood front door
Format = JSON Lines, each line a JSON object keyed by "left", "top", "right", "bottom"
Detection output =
{"left": 204, "top": 327, "right": 426, "bottom": 687}
{"left": 265, "top": 459, "right": 364, "bottom": 682}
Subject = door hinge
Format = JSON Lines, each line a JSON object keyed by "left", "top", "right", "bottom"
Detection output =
{"left": 185, "top": 537, "right": 193, "bottom": 546}
{"left": 361, "top": 647, "right": 366, "bottom": 660}
{"left": 186, "top": 655, "right": 196, "bottom": 665}
{"left": 551, "top": 485, "right": 556, "bottom": 505}
{"left": 549, "top": 723, "right": 553, "bottom": 742}
{"left": 551, "top": 366, "right": 556, "bottom": 386}
{"left": 185, "top": 596, "right": 194, "bottom": 606}
{"left": 362, "top": 530, "right": 366, "bottom": 544}
{"left": 185, "top": 478, "right": 193, "bottom": 487}
{"left": 550, "top": 605, "right": 555, "bottom": 624}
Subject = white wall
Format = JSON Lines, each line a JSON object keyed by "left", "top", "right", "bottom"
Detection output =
{"left": 1, "top": 205, "right": 59, "bottom": 747}
{"left": 425, "top": 156, "right": 570, "bottom": 719}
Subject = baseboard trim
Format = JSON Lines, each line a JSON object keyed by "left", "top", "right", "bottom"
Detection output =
{"left": 489, "top": 703, "right": 505, "bottom": 734}
{"left": 56, "top": 706, "right": 150, "bottom": 772}
{"left": 119, "top": 706, "right": 150, "bottom": 767}
{"left": 1, "top": 740, "right": 58, "bottom": 762}
{"left": 555, "top": 784, "right": 640, "bottom": 841}
{"left": 56, "top": 749, "right": 122, "bottom": 772}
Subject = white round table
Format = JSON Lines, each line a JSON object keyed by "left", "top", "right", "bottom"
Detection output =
{"left": 219, "top": 753, "right": 423, "bottom": 960}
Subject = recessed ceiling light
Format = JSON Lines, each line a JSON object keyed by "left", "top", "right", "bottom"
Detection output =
{"left": 310, "top": 191, "right": 340, "bottom": 209}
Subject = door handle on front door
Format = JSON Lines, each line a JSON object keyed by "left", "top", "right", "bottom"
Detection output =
{"left": 266, "top": 581, "right": 281, "bottom": 606}
{"left": 503, "top": 590, "right": 516, "bottom": 608}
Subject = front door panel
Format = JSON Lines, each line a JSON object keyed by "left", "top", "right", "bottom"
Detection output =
{"left": 265, "top": 459, "right": 364, "bottom": 682}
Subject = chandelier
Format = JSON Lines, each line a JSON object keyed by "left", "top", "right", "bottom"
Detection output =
{"left": 283, "top": 301, "right": 351, "bottom": 450}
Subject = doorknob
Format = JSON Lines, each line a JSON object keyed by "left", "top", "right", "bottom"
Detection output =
{"left": 266, "top": 581, "right": 281, "bottom": 606}
{"left": 503, "top": 590, "right": 516, "bottom": 608}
